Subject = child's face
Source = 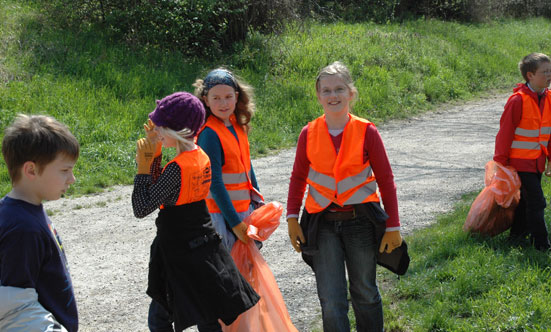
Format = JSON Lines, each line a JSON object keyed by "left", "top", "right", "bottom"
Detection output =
{"left": 316, "top": 75, "right": 354, "bottom": 117}
{"left": 203, "top": 84, "right": 238, "bottom": 125}
{"left": 34, "top": 154, "right": 76, "bottom": 202}
{"left": 528, "top": 62, "right": 551, "bottom": 92}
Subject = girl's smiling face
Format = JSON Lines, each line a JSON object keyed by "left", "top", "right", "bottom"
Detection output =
{"left": 203, "top": 84, "right": 238, "bottom": 125}
{"left": 316, "top": 75, "right": 354, "bottom": 117}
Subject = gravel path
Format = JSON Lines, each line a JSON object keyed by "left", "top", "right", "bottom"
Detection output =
{"left": 45, "top": 94, "right": 506, "bottom": 331}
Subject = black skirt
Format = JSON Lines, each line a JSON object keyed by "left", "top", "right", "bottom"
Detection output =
{"left": 147, "top": 201, "right": 260, "bottom": 331}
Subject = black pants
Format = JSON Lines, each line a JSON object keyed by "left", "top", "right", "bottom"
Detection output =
{"left": 510, "top": 172, "right": 550, "bottom": 248}
{"left": 148, "top": 300, "right": 222, "bottom": 332}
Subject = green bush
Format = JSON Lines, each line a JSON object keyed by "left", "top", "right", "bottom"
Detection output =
{"left": 39, "top": 0, "right": 295, "bottom": 58}
{"left": 397, "top": 0, "right": 551, "bottom": 22}
{"left": 300, "top": 0, "right": 401, "bottom": 23}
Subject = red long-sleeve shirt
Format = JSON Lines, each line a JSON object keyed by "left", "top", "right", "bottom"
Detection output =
{"left": 286, "top": 122, "right": 400, "bottom": 230}
{"left": 494, "top": 83, "right": 551, "bottom": 173}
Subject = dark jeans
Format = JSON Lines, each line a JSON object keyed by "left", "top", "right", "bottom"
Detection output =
{"left": 148, "top": 300, "right": 222, "bottom": 332}
{"left": 312, "top": 216, "right": 383, "bottom": 332}
{"left": 510, "top": 172, "right": 550, "bottom": 249}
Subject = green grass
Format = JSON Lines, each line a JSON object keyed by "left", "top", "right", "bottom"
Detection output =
{"left": 2, "top": 0, "right": 551, "bottom": 196}
{"left": 377, "top": 179, "right": 551, "bottom": 332}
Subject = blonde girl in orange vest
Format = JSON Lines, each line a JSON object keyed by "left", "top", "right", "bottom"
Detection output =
{"left": 194, "top": 69, "right": 264, "bottom": 251}
{"left": 286, "top": 62, "right": 402, "bottom": 332}
{"left": 132, "top": 92, "right": 259, "bottom": 332}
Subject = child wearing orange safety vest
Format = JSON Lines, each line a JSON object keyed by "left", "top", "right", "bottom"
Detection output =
{"left": 286, "top": 61, "right": 402, "bottom": 332}
{"left": 194, "top": 69, "right": 264, "bottom": 251}
{"left": 494, "top": 52, "right": 551, "bottom": 251}
{"left": 132, "top": 92, "right": 259, "bottom": 332}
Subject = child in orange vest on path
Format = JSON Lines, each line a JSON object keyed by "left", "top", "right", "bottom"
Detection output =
{"left": 194, "top": 69, "right": 264, "bottom": 251}
{"left": 494, "top": 52, "right": 551, "bottom": 251}
{"left": 131, "top": 92, "right": 259, "bottom": 332}
{"left": 286, "top": 61, "right": 402, "bottom": 332}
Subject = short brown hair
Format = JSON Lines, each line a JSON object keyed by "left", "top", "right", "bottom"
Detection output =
{"left": 519, "top": 53, "right": 551, "bottom": 81}
{"left": 2, "top": 114, "right": 79, "bottom": 184}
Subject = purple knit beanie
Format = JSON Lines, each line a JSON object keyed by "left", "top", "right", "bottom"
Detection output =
{"left": 148, "top": 92, "right": 206, "bottom": 136}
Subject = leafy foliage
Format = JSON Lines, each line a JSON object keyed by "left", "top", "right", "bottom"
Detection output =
{"left": 35, "top": 0, "right": 551, "bottom": 58}
{"left": 398, "top": 0, "right": 551, "bottom": 22}
{"left": 38, "top": 0, "right": 295, "bottom": 58}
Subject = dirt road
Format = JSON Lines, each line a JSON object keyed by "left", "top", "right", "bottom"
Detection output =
{"left": 45, "top": 94, "right": 506, "bottom": 331}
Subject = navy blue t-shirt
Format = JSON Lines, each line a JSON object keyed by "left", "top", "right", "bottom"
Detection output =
{"left": 0, "top": 196, "right": 78, "bottom": 332}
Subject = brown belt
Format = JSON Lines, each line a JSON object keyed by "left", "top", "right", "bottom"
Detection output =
{"left": 323, "top": 209, "right": 356, "bottom": 221}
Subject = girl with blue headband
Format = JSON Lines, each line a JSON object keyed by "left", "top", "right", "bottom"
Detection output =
{"left": 193, "top": 68, "right": 264, "bottom": 251}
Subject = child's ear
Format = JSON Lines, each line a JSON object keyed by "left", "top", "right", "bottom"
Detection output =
{"left": 202, "top": 95, "right": 210, "bottom": 108}
{"left": 21, "top": 161, "right": 38, "bottom": 179}
{"left": 527, "top": 71, "right": 536, "bottom": 82}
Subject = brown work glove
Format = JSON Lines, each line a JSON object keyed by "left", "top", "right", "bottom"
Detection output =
{"left": 379, "top": 230, "right": 403, "bottom": 254}
{"left": 232, "top": 221, "right": 250, "bottom": 244}
{"left": 287, "top": 217, "right": 305, "bottom": 252}
{"left": 136, "top": 138, "right": 157, "bottom": 174}
{"left": 545, "top": 161, "right": 551, "bottom": 177}
{"left": 144, "top": 119, "right": 162, "bottom": 158}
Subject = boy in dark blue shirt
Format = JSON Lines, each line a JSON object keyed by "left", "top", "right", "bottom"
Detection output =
{"left": 0, "top": 114, "right": 79, "bottom": 331}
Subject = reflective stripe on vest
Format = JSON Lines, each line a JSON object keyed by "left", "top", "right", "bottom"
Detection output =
{"left": 305, "top": 114, "right": 380, "bottom": 214}
{"left": 509, "top": 90, "right": 551, "bottom": 159}
{"left": 201, "top": 114, "right": 264, "bottom": 213}
{"left": 160, "top": 148, "right": 211, "bottom": 209}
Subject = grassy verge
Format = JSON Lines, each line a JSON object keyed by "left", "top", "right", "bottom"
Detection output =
{"left": 2, "top": 1, "right": 551, "bottom": 196}
{"left": 378, "top": 179, "right": 551, "bottom": 331}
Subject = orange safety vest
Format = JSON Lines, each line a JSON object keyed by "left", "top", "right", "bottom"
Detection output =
{"left": 160, "top": 148, "right": 211, "bottom": 209}
{"left": 305, "top": 114, "right": 380, "bottom": 214}
{"left": 202, "top": 115, "right": 263, "bottom": 213}
{"left": 509, "top": 90, "right": 551, "bottom": 159}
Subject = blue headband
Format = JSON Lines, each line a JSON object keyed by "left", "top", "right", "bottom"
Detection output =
{"left": 203, "top": 69, "right": 237, "bottom": 94}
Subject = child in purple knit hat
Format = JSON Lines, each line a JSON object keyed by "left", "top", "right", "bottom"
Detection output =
{"left": 131, "top": 91, "right": 259, "bottom": 332}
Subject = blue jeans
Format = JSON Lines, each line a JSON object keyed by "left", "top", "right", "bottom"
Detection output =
{"left": 312, "top": 216, "right": 383, "bottom": 332}
{"left": 210, "top": 205, "right": 255, "bottom": 251}
{"left": 148, "top": 300, "right": 222, "bottom": 332}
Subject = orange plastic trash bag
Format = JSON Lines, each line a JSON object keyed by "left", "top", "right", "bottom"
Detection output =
{"left": 463, "top": 161, "right": 521, "bottom": 236}
{"left": 222, "top": 202, "right": 299, "bottom": 332}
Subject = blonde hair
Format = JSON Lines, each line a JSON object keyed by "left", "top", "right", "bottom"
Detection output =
{"left": 156, "top": 126, "right": 195, "bottom": 152}
{"left": 316, "top": 61, "right": 359, "bottom": 107}
{"left": 519, "top": 53, "right": 551, "bottom": 82}
{"left": 193, "top": 68, "right": 256, "bottom": 130}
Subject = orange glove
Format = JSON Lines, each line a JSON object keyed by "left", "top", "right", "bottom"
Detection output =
{"left": 287, "top": 217, "right": 305, "bottom": 252}
{"left": 379, "top": 230, "right": 402, "bottom": 254}
{"left": 144, "top": 119, "right": 162, "bottom": 157}
{"left": 232, "top": 221, "right": 249, "bottom": 244}
{"left": 136, "top": 138, "right": 157, "bottom": 174}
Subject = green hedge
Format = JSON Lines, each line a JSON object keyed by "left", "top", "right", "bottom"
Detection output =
{"left": 37, "top": 0, "right": 551, "bottom": 58}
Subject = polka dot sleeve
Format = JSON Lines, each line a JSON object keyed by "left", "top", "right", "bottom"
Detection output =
{"left": 132, "top": 162, "right": 182, "bottom": 218}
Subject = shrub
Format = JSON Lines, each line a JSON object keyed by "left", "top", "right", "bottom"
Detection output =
{"left": 39, "top": 0, "right": 296, "bottom": 58}
{"left": 396, "top": 0, "right": 551, "bottom": 22}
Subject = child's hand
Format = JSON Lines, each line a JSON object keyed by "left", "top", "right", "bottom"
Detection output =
{"left": 144, "top": 119, "right": 162, "bottom": 157}
{"left": 379, "top": 230, "right": 403, "bottom": 254}
{"left": 546, "top": 162, "right": 551, "bottom": 177}
{"left": 136, "top": 138, "right": 157, "bottom": 174}
{"left": 232, "top": 221, "right": 250, "bottom": 244}
{"left": 287, "top": 217, "right": 305, "bottom": 252}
